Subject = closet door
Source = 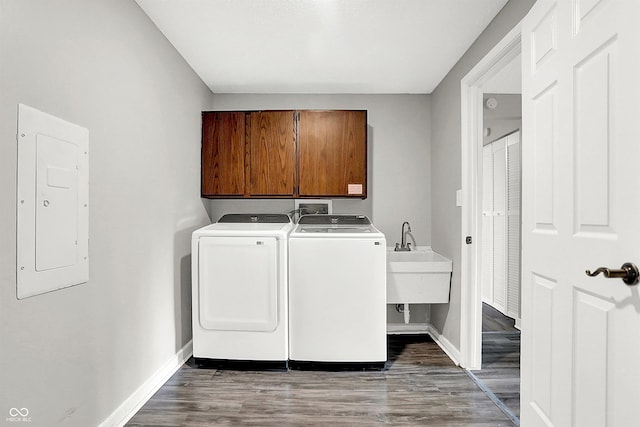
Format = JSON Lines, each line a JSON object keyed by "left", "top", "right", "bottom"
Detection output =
{"left": 482, "top": 131, "right": 522, "bottom": 325}
{"left": 491, "top": 138, "right": 507, "bottom": 314}
{"left": 482, "top": 138, "right": 507, "bottom": 313}
{"left": 481, "top": 145, "right": 494, "bottom": 303}
{"left": 506, "top": 132, "right": 521, "bottom": 324}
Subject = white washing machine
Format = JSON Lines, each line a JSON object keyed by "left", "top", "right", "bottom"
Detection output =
{"left": 191, "top": 213, "right": 293, "bottom": 367}
{"left": 288, "top": 214, "right": 387, "bottom": 368}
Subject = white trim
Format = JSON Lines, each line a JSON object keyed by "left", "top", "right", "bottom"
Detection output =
{"left": 98, "top": 340, "right": 193, "bottom": 427}
{"left": 460, "top": 22, "right": 522, "bottom": 370}
{"left": 425, "top": 324, "right": 463, "bottom": 367}
{"left": 387, "top": 322, "right": 431, "bottom": 334}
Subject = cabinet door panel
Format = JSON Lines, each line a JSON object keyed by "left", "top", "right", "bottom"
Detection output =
{"left": 298, "top": 110, "right": 367, "bottom": 197}
{"left": 201, "top": 112, "right": 245, "bottom": 196}
{"left": 250, "top": 111, "right": 296, "bottom": 196}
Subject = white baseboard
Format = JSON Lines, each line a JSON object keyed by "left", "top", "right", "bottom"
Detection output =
{"left": 514, "top": 317, "right": 522, "bottom": 330}
{"left": 387, "top": 322, "right": 431, "bottom": 334}
{"left": 99, "top": 340, "right": 193, "bottom": 427}
{"left": 425, "top": 324, "right": 463, "bottom": 367}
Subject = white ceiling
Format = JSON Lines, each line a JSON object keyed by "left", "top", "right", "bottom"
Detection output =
{"left": 135, "top": 0, "right": 509, "bottom": 94}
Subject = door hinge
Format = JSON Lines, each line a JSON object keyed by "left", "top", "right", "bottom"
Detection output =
{"left": 465, "top": 236, "right": 472, "bottom": 244}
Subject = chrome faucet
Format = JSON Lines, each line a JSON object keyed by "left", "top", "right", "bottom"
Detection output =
{"left": 395, "top": 221, "right": 412, "bottom": 251}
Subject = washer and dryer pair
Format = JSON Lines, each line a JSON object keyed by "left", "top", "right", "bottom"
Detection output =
{"left": 191, "top": 213, "right": 386, "bottom": 369}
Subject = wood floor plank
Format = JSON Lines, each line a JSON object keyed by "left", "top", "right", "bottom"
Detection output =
{"left": 482, "top": 304, "right": 518, "bottom": 333}
{"left": 127, "top": 335, "right": 515, "bottom": 426}
{"left": 475, "top": 303, "right": 521, "bottom": 419}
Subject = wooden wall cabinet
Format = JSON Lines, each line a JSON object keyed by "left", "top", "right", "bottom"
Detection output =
{"left": 249, "top": 111, "right": 296, "bottom": 196}
{"left": 298, "top": 110, "right": 367, "bottom": 198}
{"left": 201, "top": 112, "right": 245, "bottom": 197}
{"left": 201, "top": 110, "right": 367, "bottom": 199}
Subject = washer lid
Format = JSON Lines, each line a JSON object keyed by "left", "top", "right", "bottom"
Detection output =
{"left": 297, "top": 214, "right": 371, "bottom": 225}
{"left": 218, "top": 213, "right": 291, "bottom": 224}
{"left": 297, "top": 226, "right": 375, "bottom": 234}
{"left": 294, "top": 214, "right": 383, "bottom": 236}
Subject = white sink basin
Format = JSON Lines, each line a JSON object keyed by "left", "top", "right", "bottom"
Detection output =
{"left": 386, "top": 246, "right": 452, "bottom": 304}
{"left": 387, "top": 247, "right": 452, "bottom": 273}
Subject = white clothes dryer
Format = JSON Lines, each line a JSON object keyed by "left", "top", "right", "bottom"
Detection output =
{"left": 288, "top": 214, "right": 387, "bottom": 369}
{"left": 191, "top": 213, "right": 293, "bottom": 367}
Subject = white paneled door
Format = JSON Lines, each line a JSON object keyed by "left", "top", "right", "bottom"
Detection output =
{"left": 521, "top": 1, "right": 640, "bottom": 426}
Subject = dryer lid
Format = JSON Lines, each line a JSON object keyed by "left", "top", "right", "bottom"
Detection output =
{"left": 218, "top": 214, "right": 291, "bottom": 224}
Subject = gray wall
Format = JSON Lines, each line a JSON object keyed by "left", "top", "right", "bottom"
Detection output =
{"left": 208, "top": 94, "right": 432, "bottom": 247}
{"left": 0, "top": 1, "right": 212, "bottom": 425}
{"left": 429, "top": 0, "right": 535, "bottom": 350}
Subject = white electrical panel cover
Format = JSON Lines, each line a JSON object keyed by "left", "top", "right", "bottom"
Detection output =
{"left": 16, "top": 104, "right": 89, "bottom": 299}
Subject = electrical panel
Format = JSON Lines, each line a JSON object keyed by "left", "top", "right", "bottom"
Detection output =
{"left": 16, "top": 104, "right": 89, "bottom": 299}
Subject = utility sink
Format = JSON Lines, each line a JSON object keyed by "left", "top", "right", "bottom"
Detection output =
{"left": 387, "top": 247, "right": 452, "bottom": 304}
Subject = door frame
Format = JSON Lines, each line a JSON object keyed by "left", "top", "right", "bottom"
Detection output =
{"left": 460, "top": 22, "right": 522, "bottom": 370}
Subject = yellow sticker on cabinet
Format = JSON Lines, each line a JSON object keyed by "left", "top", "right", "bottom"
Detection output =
{"left": 348, "top": 184, "right": 363, "bottom": 195}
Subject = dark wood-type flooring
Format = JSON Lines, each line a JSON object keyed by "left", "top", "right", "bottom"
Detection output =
{"left": 473, "top": 303, "right": 521, "bottom": 420}
{"left": 482, "top": 303, "right": 518, "bottom": 333}
{"left": 127, "top": 335, "right": 516, "bottom": 426}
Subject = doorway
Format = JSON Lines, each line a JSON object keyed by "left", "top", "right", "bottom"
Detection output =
{"left": 470, "top": 69, "right": 523, "bottom": 423}
{"left": 481, "top": 98, "right": 522, "bottom": 329}
{"left": 460, "top": 22, "right": 522, "bottom": 372}
{"left": 478, "top": 87, "right": 523, "bottom": 417}
{"left": 459, "top": 24, "right": 523, "bottom": 421}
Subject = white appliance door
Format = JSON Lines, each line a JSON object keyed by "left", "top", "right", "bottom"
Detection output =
{"left": 521, "top": 1, "right": 640, "bottom": 425}
{"left": 198, "top": 236, "right": 278, "bottom": 332}
{"left": 289, "top": 237, "right": 386, "bottom": 362}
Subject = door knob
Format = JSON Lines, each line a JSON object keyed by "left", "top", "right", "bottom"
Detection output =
{"left": 585, "top": 262, "right": 639, "bottom": 285}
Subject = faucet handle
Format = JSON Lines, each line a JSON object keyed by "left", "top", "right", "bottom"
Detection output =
{"left": 395, "top": 242, "right": 401, "bottom": 250}
{"left": 407, "top": 242, "right": 412, "bottom": 251}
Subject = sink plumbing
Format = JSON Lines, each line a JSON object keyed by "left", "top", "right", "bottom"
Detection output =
{"left": 394, "top": 221, "right": 412, "bottom": 251}
{"left": 395, "top": 303, "right": 411, "bottom": 324}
